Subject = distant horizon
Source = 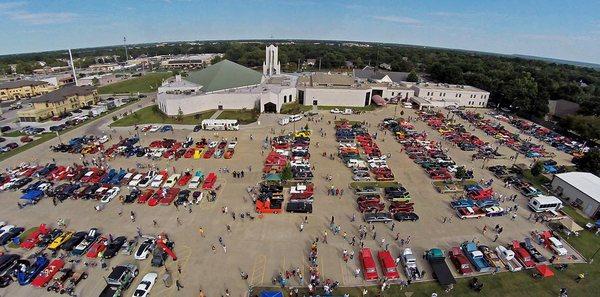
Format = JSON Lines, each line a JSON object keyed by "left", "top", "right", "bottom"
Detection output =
{"left": 0, "top": 1, "right": 598, "bottom": 64}
{"left": 2, "top": 38, "right": 599, "bottom": 70}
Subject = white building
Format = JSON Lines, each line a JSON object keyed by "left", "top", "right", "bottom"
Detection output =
{"left": 263, "top": 45, "right": 281, "bottom": 77}
{"left": 408, "top": 82, "right": 490, "bottom": 108}
{"left": 551, "top": 172, "right": 600, "bottom": 217}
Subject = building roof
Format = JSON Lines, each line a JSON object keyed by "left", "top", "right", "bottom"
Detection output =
{"left": 412, "top": 82, "right": 488, "bottom": 93}
{"left": 185, "top": 60, "right": 262, "bottom": 93}
{"left": 310, "top": 73, "right": 354, "bottom": 87}
{"left": 30, "top": 85, "right": 95, "bottom": 104}
{"left": 0, "top": 80, "right": 48, "bottom": 89}
{"left": 353, "top": 66, "right": 409, "bottom": 83}
{"left": 555, "top": 172, "right": 600, "bottom": 203}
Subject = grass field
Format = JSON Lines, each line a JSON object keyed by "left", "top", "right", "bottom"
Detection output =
{"left": 216, "top": 109, "right": 260, "bottom": 124}
{"left": 98, "top": 72, "right": 172, "bottom": 94}
{"left": 280, "top": 102, "right": 312, "bottom": 114}
{"left": 110, "top": 105, "right": 214, "bottom": 127}
{"left": 2, "top": 130, "right": 25, "bottom": 137}
{"left": 258, "top": 205, "right": 600, "bottom": 297}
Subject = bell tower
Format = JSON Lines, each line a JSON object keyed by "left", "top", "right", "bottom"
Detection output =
{"left": 263, "top": 44, "right": 281, "bottom": 77}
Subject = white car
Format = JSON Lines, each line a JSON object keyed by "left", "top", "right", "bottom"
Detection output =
{"left": 134, "top": 238, "right": 155, "bottom": 260}
{"left": 150, "top": 173, "right": 166, "bottom": 188}
{"left": 343, "top": 108, "right": 353, "bottom": 115}
{"left": 163, "top": 174, "right": 180, "bottom": 188}
{"left": 227, "top": 141, "right": 237, "bottom": 150}
{"left": 330, "top": 108, "right": 343, "bottom": 114}
{"left": 129, "top": 174, "right": 143, "bottom": 187}
{"left": 98, "top": 135, "right": 109, "bottom": 144}
{"left": 548, "top": 237, "right": 568, "bottom": 256}
{"left": 101, "top": 187, "right": 120, "bottom": 203}
{"left": 188, "top": 176, "right": 201, "bottom": 189}
{"left": 0, "top": 181, "right": 15, "bottom": 191}
{"left": 138, "top": 171, "right": 156, "bottom": 188}
{"left": 208, "top": 141, "right": 218, "bottom": 148}
{"left": 37, "top": 182, "right": 53, "bottom": 192}
{"left": 0, "top": 225, "right": 15, "bottom": 236}
{"left": 149, "top": 125, "right": 160, "bottom": 132}
{"left": 133, "top": 272, "right": 158, "bottom": 297}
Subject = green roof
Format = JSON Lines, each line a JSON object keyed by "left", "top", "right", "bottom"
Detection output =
{"left": 185, "top": 60, "right": 263, "bottom": 92}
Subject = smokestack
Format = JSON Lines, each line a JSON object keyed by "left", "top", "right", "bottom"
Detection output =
{"left": 69, "top": 49, "right": 78, "bottom": 86}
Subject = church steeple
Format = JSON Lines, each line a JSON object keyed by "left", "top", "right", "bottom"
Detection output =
{"left": 263, "top": 44, "right": 281, "bottom": 77}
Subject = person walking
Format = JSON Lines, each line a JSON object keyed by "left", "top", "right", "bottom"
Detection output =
{"left": 153, "top": 220, "right": 158, "bottom": 227}
{"left": 354, "top": 268, "right": 361, "bottom": 278}
{"left": 299, "top": 223, "right": 304, "bottom": 232}
{"left": 576, "top": 272, "right": 586, "bottom": 283}
{"left": 493, "top": 234, "right": 499, "bottom": 242}
{"left": 198, "top": 227, "right": 205, "bottom": 237}
{"left": 175, "top": 279, "right": 183, "bottom": 291}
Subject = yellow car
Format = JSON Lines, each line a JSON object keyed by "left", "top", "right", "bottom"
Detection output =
{"left": 294, "top": 131, "right": 311, "bottom": 138}
{"left": 48, "top": 230, "right": 73, "bottom": 250}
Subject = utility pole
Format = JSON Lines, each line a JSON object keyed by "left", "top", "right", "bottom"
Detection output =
{"left": 318, "top": 58, "right": 321, "bottom": 71}
{"left": 123, "top": 36, "right": 128, "bottom": 62}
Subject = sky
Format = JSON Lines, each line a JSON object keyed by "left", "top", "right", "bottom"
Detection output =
{"left": 0, "top": 0, "right": 599, "bottom": 64}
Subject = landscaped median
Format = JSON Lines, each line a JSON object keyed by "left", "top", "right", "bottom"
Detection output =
{"left": 110, "top": 105, "right": 214, "bottom": 127}
{"left": 216, "top": 109, "right": 260, "bottom": 124}
{"left": 280, "top": 102, "right": 312, "bottom": 115}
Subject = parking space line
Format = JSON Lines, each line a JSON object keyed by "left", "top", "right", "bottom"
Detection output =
{"left": 339, "top": 262, "right": 347, "bottom": 285}
{"left": 250, "top": 254, "right": 266, "bottom": 286}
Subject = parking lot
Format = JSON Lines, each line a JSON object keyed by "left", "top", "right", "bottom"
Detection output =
{"left": 0, "top": 105, "right": 586, "bottom": 297}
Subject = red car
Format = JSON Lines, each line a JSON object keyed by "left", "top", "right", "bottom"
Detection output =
{"left": 149, "top": 140, "right": 163, "bottom": 148}
{"left": 203, "top": 148, "right": 215, "bottom": 159}
{"left": 147, "top": 188, "right": 165, "bottom": 206}
{"left": 184, "top": 148, "right": 195, "bottom": 158}
{"left": 178, "top": 172, "right": 192, "bottom": 186}
{"left": 137, "top": 189, "right": 155, "bottom": 204}
{"left": 86, "top": 236, "right": 108, "bottom": 258}
{"left": 20, "top": 136, "right": 33, "bottom": 143}
{"left": 377, "top": 250, "right": 400, "bottom": 280}
{"left": 202, "top": 172, "right": 217, "bottom": 190}
{"left": 357, "top": 196, "right": 381, "bottom": 204}
{"left": 160, "top": 187, "right": 180, "bottom": 205}
{"left": 449, "top": 247, "right": 473, "bottom": 275}
{"left": 224, "top": 150, "right": 234, "bottom": 159}
{"left": 511, "top": 241, "right": 535, "bottom": 268}
{"left": 31, "top": 259, "right": 65, "bottom": 287}
{"left": 358, "top": 201, "right": 385, "bottom": 213}
{"left": 20, "top": 224, "right": 49, "bottom": 249}
{"left": 359, "top": 248, "right": 379, "bottom": 281}
{"left": 88, "top": 170, "right": 105, "bottom": 184}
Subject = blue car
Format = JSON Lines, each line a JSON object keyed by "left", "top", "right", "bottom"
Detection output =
{"left": 17, "top": 255, "right": 49, "bottom": 285}
{"left": 20, "top": 189, "right": 44, "bottom": 205}
{"left": 160, "top": 125, "right": 173, "bottom": 132}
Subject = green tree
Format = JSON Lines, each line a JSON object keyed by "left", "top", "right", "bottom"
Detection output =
{"left": 531, "top": 161, "right": 544, "bottom": 176}
{"left": 281, "top": 165, "right": 293, "bottom": 181}
{"left": 574, "top": 149, "right": 600, "bottom": 176}
{"left": 455, "top": 166, "right": 468, "bottom": 179}
{"left": 406, "top": 70, "right": 419, "bottom": 82}
{"left": 177, "top": 107, "right": 183, "bottom": 122}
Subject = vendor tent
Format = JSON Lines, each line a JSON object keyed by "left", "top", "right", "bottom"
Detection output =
{"left": 261, "top": 291, "right": 284, "bottom": 297}
{"left": 264, "top": 173, "right": 281, "bottom": 181}
{"left": 535, "top": 264, "right": 554, "bottom": 278}
{"left": 560, "top": 217, "right": 583, "bottom": 234}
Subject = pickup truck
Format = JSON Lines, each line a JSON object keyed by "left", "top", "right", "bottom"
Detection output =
{"left": 456, "top": 206, "right": 486, "bottom": 219}
{"left": 478, "top": 245, "right": 503, "bottom": 269}
{"left": 400, "top": 248, "right": 422, "bottom": 281}
{"left": 425, "top": 248, "right": 456, "bottom": 286}
{"left": 495, "top": 245, "right": 523, "bottom": 272}
{"left": 520, "top": 237, "right": 547, "bottom": 263}
{"left": 540, "top": 209, "right": 568, "bottom": 222}
{"left": 99, "top": 263, "right": 139, "bottom": 297}
{"left": 461, "top": 242, "right": 493, "bottom": 273}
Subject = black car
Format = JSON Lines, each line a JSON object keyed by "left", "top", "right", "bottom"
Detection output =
{"left": 0, "top": 254, "right": 20, "bottom": 275}
{"left": 175, "top": 190, "right": 190, "bottom": 206}
{"left": 0, "top": 227, "right": 24, "bottom": 245}
{"left": 151, "top": 247, "right": 168, "bottom": 267}
{"left": 103, "top": 236, "right": 127, "bottom": 259}
{"left": 60, "top": 231, "right": 87, "bottom": 251}
{"left": 10, "top": 177, "right": 32, "bottom": 190}
{"left": 286, "top": 201, "right": 313, "bottom": 213}
{"left": 393, "top": 212, "right": 419, "bottom": 222}
{"left": 124, "top": 188, "right": 141, "bottom": 203}
{"left": 0, "top": 126, "right": 11, "bottom": 133}
{"left": 193, "top": 125, "right": 202, "bottom": 132}
{"left": 384, "top": 186, "right": 409, "bottom": 197}
{"left": 38, "top": 229, "right": 63, "bottom": 247}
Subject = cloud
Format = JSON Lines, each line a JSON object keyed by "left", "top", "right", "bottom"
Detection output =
{"left": 10, "top": 12, "right": 78, "bottom": 25}
{"left": 0, "top": 2, "right": 78, "bottom": 25}
{"left": 372, "top": 15, "right": 421, "bottom": 25}
{"left": 428, "top": 11, "right": 465, "bottom": 17}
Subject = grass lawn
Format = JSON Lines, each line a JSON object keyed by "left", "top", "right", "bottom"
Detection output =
{"left": 521, "top": 169, "right": 552, "bottom": 193}
{"left": 2, "top": 130, "right": 25, "bottom": 137}
{"left": 98, "top": 72, "right": 172, "bottom": 94}
{"left": 0, "top": 100, "right": 139, "bottom": 162}
{"left": 318, "top": 104, "right": 379, "bottom": 112}
{"left": 280, "top": 102, "right": 312, "bottom": 115}
{"left": 216, "top": 109, "right": 260, "bottom": 124}
{"left": 110, "top": 105, "right": 214, "bottom": 127}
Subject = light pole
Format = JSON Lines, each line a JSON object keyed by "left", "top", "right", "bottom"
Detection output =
{"left": 394, "top": 105, "right": 398, "bottom": 119}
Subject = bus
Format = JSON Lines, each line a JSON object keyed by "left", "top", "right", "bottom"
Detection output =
{"left": 201, "top": 119, "right": 239, "bottom": 131}
{"left": 527, "top": 195, "right": 563, "bottom": 212}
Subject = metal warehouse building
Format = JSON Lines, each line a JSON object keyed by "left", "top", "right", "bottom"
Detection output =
{"left": 551, "top": 172, "right": 600, "bottom": 218}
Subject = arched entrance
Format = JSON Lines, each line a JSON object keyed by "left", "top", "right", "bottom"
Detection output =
{"left": 263, "top": 102, "right": 277, "bottom": 113}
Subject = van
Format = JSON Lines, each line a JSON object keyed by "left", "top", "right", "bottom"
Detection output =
{"left": 403, "top": 102, "right": 413, "bottom": 108}
{"left": 527, "top": 195, "right": 562, "bottom": 212}
{"left": 289, "top": 114, "right": 303, "bottom": 122}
